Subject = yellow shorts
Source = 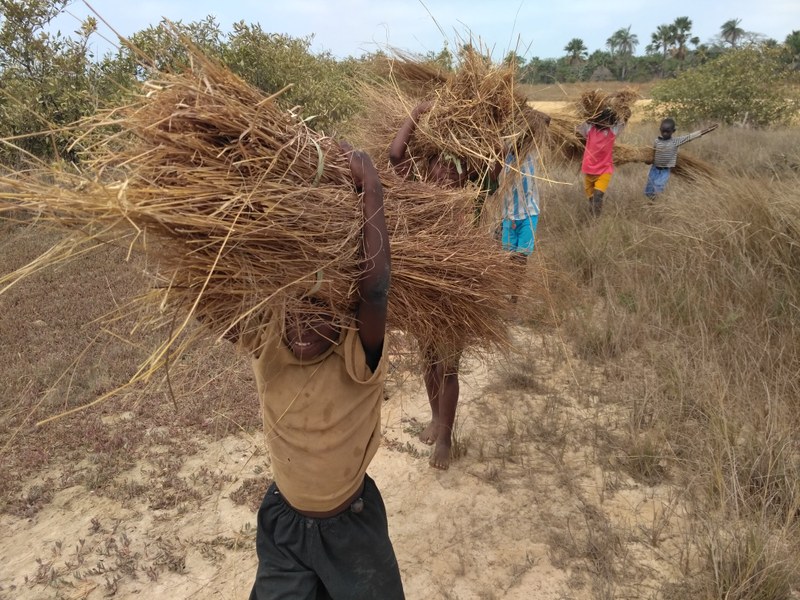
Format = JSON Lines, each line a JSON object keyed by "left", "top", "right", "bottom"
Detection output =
{"left": 584, "top": 173, "right": 612, "bottom": 197}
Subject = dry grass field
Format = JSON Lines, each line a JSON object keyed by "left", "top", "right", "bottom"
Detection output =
{"left": 2, "top": 118, "right": 800, "bottom": 599}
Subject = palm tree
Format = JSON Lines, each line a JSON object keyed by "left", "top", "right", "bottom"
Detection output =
{"left": 649, "top": 24, "right": 675, "bottom": 60}
{"left": 672, "top": 16, "right": 693, "bottom": 60}
{"left": 563, "top": 38, "right": 588, "bottom": 66}
{"left": 608, "top": 26, "right": 639, "bottom": 56}
{"left": 607, "top": 26, "right": 639, "bottom": 79}
{"left": 721, "top": 18, "right": 745, "bottom": 48}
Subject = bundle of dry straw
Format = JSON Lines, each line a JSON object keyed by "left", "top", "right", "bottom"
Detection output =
{"left": 345, "top": 80, "right": 412, "bottom": 168}
{"left": 612, "top": 144, "right": 716, "bottom": 179}
{"left": 0, "top": 41, "right": 522, "bottom": 370}
{"left": 368, "top": 49, "right": 550, "bottom": 177}
{"left": 575, "top": 88, "right": 640, "bottom": 125}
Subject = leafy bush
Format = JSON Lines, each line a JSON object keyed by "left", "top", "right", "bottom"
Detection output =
{"left": 102, "top": 16, "right": 226, "bottom": 84}
{"left": 0, "top": 1, "right": 101, "bottom": 164}
{"left": 650, "top": 47, "right": 799, "bottom": 127}
{"left": 222, "top": 23, "right": 362, "bottom": 133}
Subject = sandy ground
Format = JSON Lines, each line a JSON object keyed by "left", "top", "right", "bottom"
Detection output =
{"left": 0, "top": 323, "right": 685, "bottom": 600}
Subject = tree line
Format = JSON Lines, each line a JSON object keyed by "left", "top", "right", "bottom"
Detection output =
{"left": 495, "top": 18, "right": 800, "bottom": 84}
{"left": 1, "top": 1, "right": 799, "bottom": 165}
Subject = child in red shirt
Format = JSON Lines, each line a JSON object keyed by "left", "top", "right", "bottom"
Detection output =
{"left": 576, "top": 108, "right": 626, "bottom": 216}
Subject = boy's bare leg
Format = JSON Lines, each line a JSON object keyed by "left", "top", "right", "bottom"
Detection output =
{"left": 590, "top": 190, "right": 604, "bottom": 216}
{"left": 509, "top": 253, "right": 527, "bottom": 304}
{"left": 430, "top": 371, "right": 459, "bottom": 470}
{"left": 420, "top": 358, "right": 441, "bottom": 445}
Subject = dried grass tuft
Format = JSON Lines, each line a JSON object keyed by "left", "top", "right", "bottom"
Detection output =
{"left": 384, "top": 54, "right": 449, "bottom": 96}
{"left": 345, "top": 80, "right": 413, "bottom": 168}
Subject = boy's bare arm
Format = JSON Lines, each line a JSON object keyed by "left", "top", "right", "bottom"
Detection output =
{"left": 389, "top": 101, "right": 433, "bottom": 176}
{"left": 341, "top": 144, "right": 391, "bottom": 372}
{"left": 389, "top": 118, "right": 415, "bottom": 166}
{"left": 677, "top": 123, "right": 718, "bottom": 146}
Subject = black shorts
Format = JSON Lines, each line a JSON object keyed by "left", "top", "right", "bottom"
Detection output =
{"left": 249, "top": 474, "right": 405, "bottom": 600}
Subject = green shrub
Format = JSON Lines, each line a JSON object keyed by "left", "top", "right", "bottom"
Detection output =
{"left": 0, "top": 1, "right": 101, "bottom": 164}
{"left": 222, "top": 23, "right": 362, "bottom": 133}
{"left": 650, "top": 47, "right": 799, "bottom": 127}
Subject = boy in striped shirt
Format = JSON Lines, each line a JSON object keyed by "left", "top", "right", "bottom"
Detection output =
{"left": 645, "top": 118, "right": 717, "bottom": 198}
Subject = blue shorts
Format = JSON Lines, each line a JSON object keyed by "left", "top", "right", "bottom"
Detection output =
{"left": 645, "top": 165, "right": 671, "bottom": 198}
{"left": 502, "top": 216, "right": 538, "bottom": 256}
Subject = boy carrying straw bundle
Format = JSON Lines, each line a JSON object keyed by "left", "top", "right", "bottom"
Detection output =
{"left": 644, "top": 118, "right": 718, "bottom": 199}
{"left": 383, "top": 47, "right": 550, "bottom": 469}
{"left": 576, "top": 107, "right": 627, "bottom": 217}
{"left": 570, "top": 89, "right": 637, "bottom": 216}
{"left": 390, "top": 99, "right": 474, "bottom": 470}
{"left": 242, "top": 144, "right": 404, "bottom": 599}
{"left": 0, "top": 37, "right": 414, "bottom": 597}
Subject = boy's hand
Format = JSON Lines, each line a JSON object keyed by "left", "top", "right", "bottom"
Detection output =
{"left": 411, "top": 100, "right": 434, "bottom": 120}
{"left": 339, "top": 141, "right": 366, "bottom": 191}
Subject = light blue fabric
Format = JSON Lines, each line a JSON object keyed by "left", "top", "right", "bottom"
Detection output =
{"left": 501, "top": 151, "right": 540, "bottom": 220}
{"left": 645, "top": 165, "right": 671, "bottom": 198}
{"left": 502, "top": 215, "right": 538, "bottom": 256}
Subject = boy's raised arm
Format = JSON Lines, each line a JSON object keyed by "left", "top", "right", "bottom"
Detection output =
{"left": 341, "top": 144, "right": 391, "bottom": 372}
{"left": 677, "top": 123, "right": 718, "bottom": 146}
{"left": 389, "top": 101, "right": 433, "bottom": 177}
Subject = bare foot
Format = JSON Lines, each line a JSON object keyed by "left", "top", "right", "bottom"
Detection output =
{"left": 419, "top": 420, "right": 438, "bottom": 445}
{"left": 429, "top": 441, "right": 451, "bottom": 470}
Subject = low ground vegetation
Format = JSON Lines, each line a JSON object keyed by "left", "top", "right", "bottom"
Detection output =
{"left": 536, "top": 122, "right": 800, "bottom": 598}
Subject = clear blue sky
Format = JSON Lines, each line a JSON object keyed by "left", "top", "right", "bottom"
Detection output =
{"left": 53, "top": 0, "right": 799, "bottom": 60}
